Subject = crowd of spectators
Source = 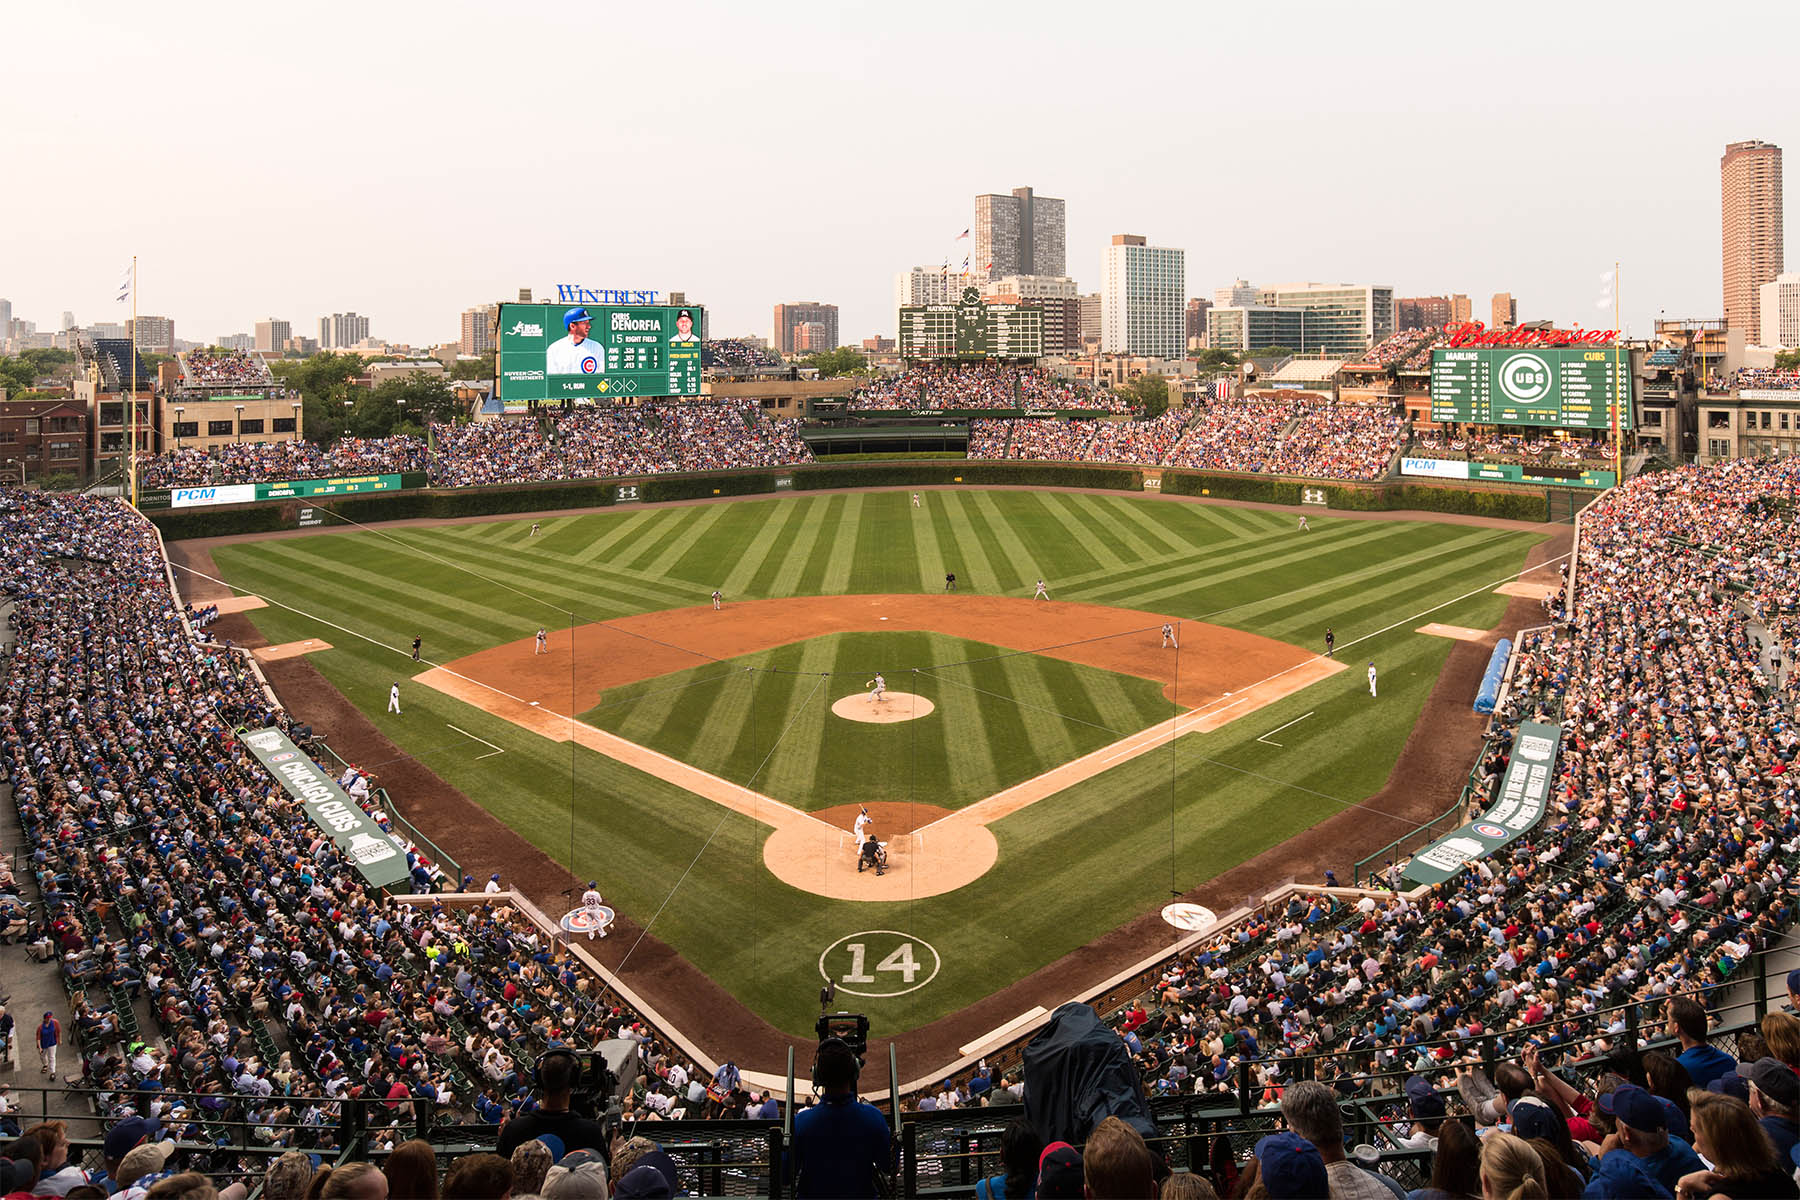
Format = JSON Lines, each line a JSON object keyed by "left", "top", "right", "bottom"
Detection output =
{"left": 701, "top": 339, "right": 781, "bottom": 370}
{"left": 1261, "top": 402, "right": 1405, "bottom": 480}
{"left": 181, "top": 350, "right": 274, "bottom": 388}
{"left": 428, "top": 401, "right": 812, "bottom": 487}
{"left": 1409, "top": 432, "right": 1619, "bottom": 466}
{"left": 849, "top": 364, "right": 1121, "bottom": 412}
{"left": 1161, "top": 401, "right": 1304, "bottom": 473}
{"left": 1360, "top": 328, "right": 1441, "bottom": 369}
{"left": 136, "top": 437, "right": 428, "bottom": 489}
{"left": 1734, "top": 367, "right": 1800, "bottom": 392}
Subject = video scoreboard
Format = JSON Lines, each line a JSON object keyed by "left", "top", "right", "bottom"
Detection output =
{"left": 497, "top": 301, "right": 704, "bottom": 405}
{"left": 900, "top": 286, "right": 1043, "bottom": 360}
{"left": 1430, "top": 347, "right": 1633, "bottom": 429}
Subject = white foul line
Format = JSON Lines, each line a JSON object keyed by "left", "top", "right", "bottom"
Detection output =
{"left": 1256, "top": 711, "right": 1314, "bottom": 748}
{"left": 446, "top": 723, "right": 506, "bottom": 759}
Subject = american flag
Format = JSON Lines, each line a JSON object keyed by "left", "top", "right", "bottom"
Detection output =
{"left": 1214, "top": 379, "right": 1231, "bottom": 402}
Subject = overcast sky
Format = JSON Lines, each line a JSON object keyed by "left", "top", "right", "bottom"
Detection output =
{"left": 3, "top": 0, "right": 1792, "bottom": 349}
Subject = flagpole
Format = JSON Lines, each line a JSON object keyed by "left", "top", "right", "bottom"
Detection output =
{"left": 130, "top": 255, "right": 139, "bottom": 507}
{"left": 1612, "top": 260, "right": 1621, "bottom": 483}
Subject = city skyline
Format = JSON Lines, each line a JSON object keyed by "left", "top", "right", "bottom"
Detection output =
{"left": 2, "top": 1, "right": 1794, "bottom": 350}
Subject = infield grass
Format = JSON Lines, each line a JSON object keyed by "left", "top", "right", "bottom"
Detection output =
{"left": 209, "top": 489, "right": 1547, "bottom": 1036}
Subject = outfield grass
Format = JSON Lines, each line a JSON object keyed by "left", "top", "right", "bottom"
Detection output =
{"left": 209, "top": 490, "right": 1546, "bottom": 1035}
{"left": 580, "top": 631, "right": 1176, "bottom": 812}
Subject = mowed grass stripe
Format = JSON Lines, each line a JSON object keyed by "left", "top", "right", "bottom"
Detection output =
{"left": 572, "top": 508, "right": 663, "bottom": 566}
{"left": 969, "top": 490, "right": 1046, "bottom": 587}
{"left": 718, "top": 500, "right": 803, "bottom": 598}
{"left": 911, "top": 496, "right": 949, "bottom": 592}
{"left": 767, "top": 496, "right": 836, "bottom": 595}
{"left": 748, "top": 640, "right": 839, "bottom": 799}
{"left": 819, "top": 493, "right": 864, "bottom": 594}
{"left": 671, "top": 504, "right": 773, "bottom": 591}
{"left": 1039, "top": 492, "right": 1131, "bottom": 573}
{"left": 1059, "top": 517, "right": 1374, "bottom": 598}
{"left": 795, "top": 496, "right": 851, "bottom": 592}
{"left": 1077, "top": 521, "right": 1422, "bottom": 606}
{"left": 849, "top": 494, "right": 918, "bottom": 594}
{"left": 619, "top": 506, "right": 708, "bottom": 573}
{"left": 931, "top": 498, "right": 998, "bottom": 593}
{"left": 991, "top": 650, "right": 1083, "bottom": 766}
{"left": 391, "top": 532, "right": 689, "bottom": 617}
{"left": 957, "top": 494, "right": 1030, "bottom": 594}
{"left": 745, "top": 499, "right": 821, "bottom": 597}
{"left": 639, "top": 504, "right": 729, "bottom": 580}
{"left": 1250, "top": 540, "right": 1528, "bottom": 644}
{"left": 1092, "top": 494, "right": 1191, "bottom": 559}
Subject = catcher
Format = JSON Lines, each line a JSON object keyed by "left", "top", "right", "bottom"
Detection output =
{"left": 857, "top": 827, "right": 887, "bottom": 876}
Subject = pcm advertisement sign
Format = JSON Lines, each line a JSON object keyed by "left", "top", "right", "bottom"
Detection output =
{"left": 498, "top": 301, "right": 704, "bottom": 407}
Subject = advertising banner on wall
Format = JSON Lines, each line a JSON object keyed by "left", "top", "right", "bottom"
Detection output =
{"left": 1402, "top": 720, "right": 1562, "bottom": 885}
{"left": 240, "top": 726, "right": 413, "bottom": 891}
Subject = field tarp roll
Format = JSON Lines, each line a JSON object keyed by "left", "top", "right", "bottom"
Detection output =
{"left": 239, "top": 726, "right": 414, "bottom": 891}
{"left": 1473, "top": 637, "right": 1512, "bottom": 714}
{"left": 1403, "top": 720, "right": 1561, "bottom": 886}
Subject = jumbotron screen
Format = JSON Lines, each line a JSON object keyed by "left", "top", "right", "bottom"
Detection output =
{"left": 900, "top": 286, "right": 1042, "bottom": 360}
{"left": 1430, "top": 347, "right": 1633, "bottom": 429}
{"left": 497, "top": 302, "right": 704, "bottom": 402}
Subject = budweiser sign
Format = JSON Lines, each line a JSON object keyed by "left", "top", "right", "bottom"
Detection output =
{"left": 1445, "top": 321, "right": 1618, "bottom": 347}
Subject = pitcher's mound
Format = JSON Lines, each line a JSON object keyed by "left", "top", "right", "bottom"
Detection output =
{"left": 831, "top": 692, "right": 935, "bottom": 723}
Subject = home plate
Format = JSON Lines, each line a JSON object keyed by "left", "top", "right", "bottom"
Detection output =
{"left": 1417, "top": 623, "right": 1488, "bottom": 642}
{"left": 253, "top": 639, "right": 333, "bottom": 662}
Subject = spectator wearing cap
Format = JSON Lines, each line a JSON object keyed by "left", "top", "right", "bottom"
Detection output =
{"left": 0, "top": 1147, "right": 38, "bottom": 1198}
{"left": 99, "top": 1117, "right": 164, "bottom": 1194}
{"left": 115, "top": 1139, "right": 177, "bottom": 1197}
{"left": 508, "top": 1138, "right": 552, "bottom": 1197}
{"left": 1395, "top": 1079, "right": 1447, "bottom": 1151}
{"left": 1583, "top": 1084, "right": 1704, "bottom": 1197}
{"left": 541, "top": 1147, "right": 608, "bottom": 1199}
{"left": 1254, "top": 1133, "right": 1329, "bottom": 1200}
{"left": 1280, "top": 1080, "right": 1406, "bottom": 1199}
{"left": 485, "top": 873, "right": 502, "bottom": 894}
{"left": 1036, "top": 1143, "right": 1084, "bottom": 1200}
{"left": 1678, "top": 1091, "right": 1800, "bottom": 1200}
{"left": 614, "top": 1148, "right": 680, "bottom": 1199}
{"left": 1667, "top": 998, "right": 1737, "bottom": 1091}
{"left": 1740, "top": 1058, "right": 1800, "bottom": 1161}
{"left": 1083, "top": 1116, "right": 1159, "bottom": 1199}
{"left": 789, "top": 1038, "right": 892, "bottom": 1198}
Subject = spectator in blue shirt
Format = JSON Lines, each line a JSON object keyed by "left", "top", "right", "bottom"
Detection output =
{"left": 1584, "top": 1084, "right": 1705, "bottom": 1198}
{"left": 1667, "top": 997, "right": 1736, "bottom": 1091}
{"left": 790, "top": 1040, "right": 893, "bottom": 1199}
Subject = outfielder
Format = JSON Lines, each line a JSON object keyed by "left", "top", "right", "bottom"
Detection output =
{"left": 1033, "top": 579, "right": 1049, "bottom": 601}
{"left": 388, "top": 683, "right": 402, "bottom": 714}
{"left": 1298, "top": 515, "right": 1310, "bottom": 532}
{"left": 712, "top": 589, "right": 722, "bottom": 611}
{"left": 1161, "top": 623, "right": 1178, "bottom": 649}
{"left": 867, "top": 673, "right": 886, "bottom": 703}
{"left": 535, "top": 627, "right": 548, "bottom": 655}
{"left": 580, "top": 881, "right": 608, "bottom": 940}
{"left": 545, "top": 307, "right": 605, "bottom": 376}
{"left": 1367, "top": 661, "right": 1378, "bottom": 698}
{"left": 912, "top": 492, "right": 921, "bottom": 508}
{"left": 530, "top": 522, "right": 541, "bottom": 537}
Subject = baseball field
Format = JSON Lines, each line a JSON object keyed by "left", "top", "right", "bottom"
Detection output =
{"left": 201, "top": 488, "right": 1547, "bottom": 1042}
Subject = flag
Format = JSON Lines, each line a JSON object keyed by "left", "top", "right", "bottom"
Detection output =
{"left": 983, "top": 261, "right": 993, "bottom": 271}
{"left": 941, "top": 259, "right": 949, "bottom": 276}
{"left": 961, "top": 256, "right": 970, "bottom": 272}
{"left": 1595, "top": 269, "right": 1614, "bottom": 311}
{"left": 956, "top": 228, "right": 969, "bottom": 240}
{"left": 1214, "top": 379, "right": 1230, "bottom": 402}
{"left": 116, "top": 266, "right": 132, "bottom": 305}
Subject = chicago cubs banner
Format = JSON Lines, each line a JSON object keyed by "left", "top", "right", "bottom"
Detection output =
{"left": 1403, "top": 720, "right": 1562, "bottom": 885}
{"left": 240, "top": 726, "right": 413, "bottom": 891}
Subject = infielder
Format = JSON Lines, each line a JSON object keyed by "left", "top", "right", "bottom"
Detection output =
{"left": 1161, "top": 623, "right": 1179, "bottom": 649}
{"left": 1325, "top": 628, "right": 1335, "bottom": 658}
{"left": 852, "top": 806, "right": 871, "bottom": 855}
{"left": 535, "top": 627, "right": 548, "bottom": 655}
{"left": 712, "top": 589, "right": 722, "bottom": 611}
{"left": 410, "top": 636, "right": 422, "bottom": 662}
{"left": 1367, "top": 661, "right": 1378, "bottom": 698}
{"left": 388, "top": 683, "right": 402, "bottom": 714}
{"left": 867, "top": 673, "right": 886, "bottom": 703}
{"left": 580, "top": 880, "right": 608, "bottom": 940}
{"left": 545, "top": 307, "right": 605, "bottom": 376}
{"left": 1033, "top": 579, "right": 1049, "bottom": 601}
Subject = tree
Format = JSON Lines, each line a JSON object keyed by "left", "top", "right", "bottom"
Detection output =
{"left": 1777, "top": 349, "right": 1800, "bottom": 371}
{"left": 799, "top": 347, "right": 868, "bottom": 378}
{"left": 1190, "top": 348, "right": 1239, "bottom": 369}
{"left": 1118, "top": 373, "right": 1173, "bottom": 418}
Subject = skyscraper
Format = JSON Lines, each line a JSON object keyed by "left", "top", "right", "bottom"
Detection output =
{"left": 771, "top": 302, "right": 838, "bottom": 354}
{"left": 894, "top": 268, "right": 960, "bottom": 312}
{"left": 974, "top": 187, "right": 1066, "bottom": 281}
{"left": 1101, "top": 235, "right": 1185, "bottom": 357}
{"left": 254, "top": 319, "right": 291, "bottom": 353}
{"left": 1397, "top": 296, "right": 1451, "bottom": 330}
{"left": 318, "top": 312, "right": 370, "bottom": 350}
{"left": 1722, "top": 139, "right": 1784, "bottom": 338}
{"left": 1449, "top": 295, "right": 1473, "bottom": 324}
{"left": 460, "top": 305, "right": 498, "bottom": 356}
{"left": 1490, "top": 292, "right": 1518, "bottom": 330}
{"left": 1762, "top": 273, "right": 1800, "bottom": 349}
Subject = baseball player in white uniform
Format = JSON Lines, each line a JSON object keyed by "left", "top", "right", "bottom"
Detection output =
{"left": 1367, "top": 661, "right": 1378, "bottom": 698}
{"left": 1161, "top": 623, "right": 1179, "bottom": 649}
{"left": 580, "top": 881, "right": 608, "bottom": 939}
{"left": 852, "top": 807, "right": 871, "bottom": 854}
{"left": 912, "top": 492, "right": 921, "bottom": 508}
{"left": 868, "top": 673, "right": 886, "bottom": 703}
{"left": 530, "top": 522, "right": 541, "bottom": 537}
{"left": 712, "top": 590, "right": 722, "bottom": 611}
{"left": 1033, "top": 579, "right": 1049, "bottom": 600}
{"left": 1298, "top": 515, "right": 1310, "bottom": 532}
{"left": 387, "top": 683, "right": 401, "bottom": 714}
{"left": 535, "top": 628, "right": 548, "bottom": 655}
{"left": 545, "top": 307, "right": 606, "bottom": 376}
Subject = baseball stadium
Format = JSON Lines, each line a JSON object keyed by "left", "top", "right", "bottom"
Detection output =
{"left": 6, "top": 321, "right": 1800, "bottom": 1199}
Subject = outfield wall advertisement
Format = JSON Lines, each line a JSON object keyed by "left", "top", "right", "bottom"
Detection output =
{"left": 241, "top": 726, "right": 413, "bottom": 891}
{"left": 1401, "top": 458, "right": 1616, "bottom": 489}
{"left": 498, "top": 301, "right": 704, "bottom": 407}
{"left": 170, "top": 474, "right": 407, "bottom": 507}
{"left": 1403, "top": 720, "right": 1562, "bottom": 885}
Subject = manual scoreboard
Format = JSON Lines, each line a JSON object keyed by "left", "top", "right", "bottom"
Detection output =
{"left": 1430, "top": 347, "right": 1632, "bottom": 429}
{"left": 900, "top": 286, "right": 1043, "bottom": 360}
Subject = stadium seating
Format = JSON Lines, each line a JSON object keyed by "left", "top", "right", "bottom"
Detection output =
{"left": 849, "top": 363, "right": 1123, "bottom": 412}
{"left": 182, "top": 348, "right": 274, "bottom": 387}
{"left": 137, "top": 436, "right": 428, "bottom": 488}
{"left": 701, "top": 339, "right": 781, "bottom": 369}
{"left": 1733, "top": 366, "right": 1800, "bottom": 391}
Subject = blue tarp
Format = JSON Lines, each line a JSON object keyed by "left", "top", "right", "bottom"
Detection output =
{"left": 1473, "top": 637, "right": 1512, "bottom": 713}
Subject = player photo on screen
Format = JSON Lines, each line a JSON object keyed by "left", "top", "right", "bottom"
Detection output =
{"left": 670, "top": 309, "right": 699, "bottom": 343}
{"left": 545, "top": 306, "right": 605, "bottom": 376}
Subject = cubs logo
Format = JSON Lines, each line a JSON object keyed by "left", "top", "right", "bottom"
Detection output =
{"left": 244, "top": 730, "right": 284, "bottom": 752}
{"left": 270, "top": 751, "right": 295, "bottom": 763}
{"left": 559, "top": 906, "right": 614, "bottom": 934}
{"left": 581, "top": 357, "right": 599, "bottom": 374}
{"left": 1474, "top": 822, "right": 1508, "bottom": 839}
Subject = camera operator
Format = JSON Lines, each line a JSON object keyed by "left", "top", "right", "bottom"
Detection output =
{"left": 497, "top": 1049, "right": 611, "bottom": 1160}
{"left": 789, "top": 1038, "right": 895, "bottom": 1199}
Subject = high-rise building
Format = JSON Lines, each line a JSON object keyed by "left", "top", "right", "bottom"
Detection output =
{"left": 894, "top": 267, "right": 961, "bottom": 315}
{"left": 1185, "top": 298, "right": 1213, "bottom": 348}
{"left": 286, "top": 335, "right": 319, "bottom": 356}
{"left": 772, "top": 302, "right": 838, "bottom": 354}
{"left": 1207, "top": 306, "right": 1307, "bottom": 355}
{"left": 127, "top": 315, "right": 175, "bottom": 353}
{"left": 1397, "top": 296, "right": 1451, "bottom": 330}
{"left": 1723, "top": 139, "right": 1784, "bottom": 338}
{"left": 254, "top": 319, "right": 291, "bottom": 353}
{"left": 1249, "top": 283, "right": 1395, "bottom": 356}
{"left": 981, "top": 275, "right": 1078, "bottom": 301}
{"left": 792, "top": 322, "right": 830, "bottom": 353}
{"left": 1449, "top": 295, "right": 1473, "bottom": 324}
{"left": 217, "top": 333, "right": 256, "bottom": 352}
{"left": 0, "top": 300, "right": 11, "bottom": 335}
{"left": 1214, "top": 280, "right": 1259, "bottom": 308}
{"left": 1490, "top": 292, "right": 1518, "bottom": 330}
{"left": 974, "top": 187, "right": 1066, "bottom": 281}
{"left": 1078, "top": 293, "right": 1102, "bottom": 346}
{"left": 1101, "top": 235, "right": 1185, "bottom": 357}
{"left": 318, "top": 312, "right": 370, "bottom": 350}
{"left": 460, "top": 305, "right": 498, "bottom": 356}
{"left": 1762, "top": 273, "right": 1800, "bottom": 349}
{"left": 60, "top": 311, "right": 75, "bottom": 331}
